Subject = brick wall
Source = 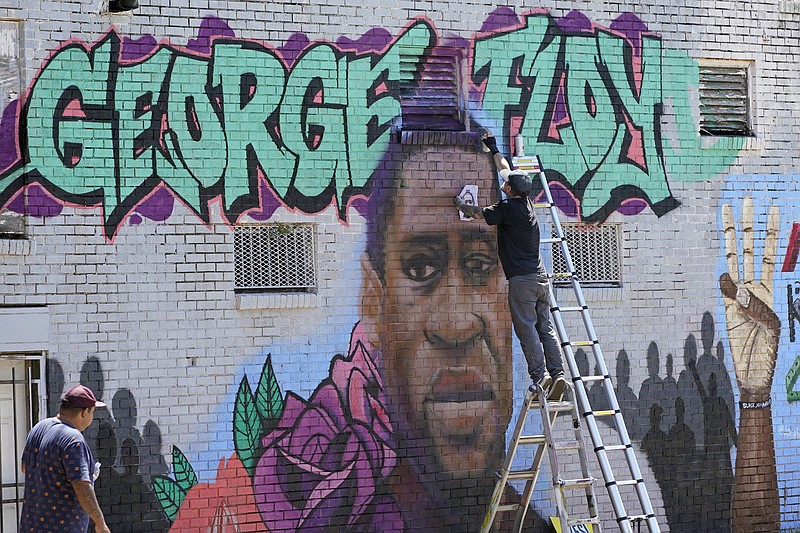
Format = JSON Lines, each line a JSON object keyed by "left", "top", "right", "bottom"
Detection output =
{"left": 2, "top": 1, "right": 800, "bottom": 531}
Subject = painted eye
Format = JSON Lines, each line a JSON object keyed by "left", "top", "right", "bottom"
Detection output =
{"left": 462, "top": 252, "right": 496, "bottom": 283}
{"left": 403, "top": 254, "right": 441, "bottom": 283}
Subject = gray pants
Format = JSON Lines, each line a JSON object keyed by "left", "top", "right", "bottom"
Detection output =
{"left": 508, "top": 272, "right": 563, "bottom": 380}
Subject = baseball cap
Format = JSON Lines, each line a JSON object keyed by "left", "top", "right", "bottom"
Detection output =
{"left": 63, "top": 385, "right": 106, "bottom": 408}
{"left": 499, "top": 168, "right": 532, "bottom": 196}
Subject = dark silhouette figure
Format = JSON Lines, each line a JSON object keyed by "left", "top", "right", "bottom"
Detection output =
{"left": 697, "top": 312, "right": 736, "bottom": 438}
{"left": 667, "top": 397, "right": 695, "bottom": 457}
{"left": 689, "top": 360, "right": 736, "bottom": 532}
{"left": 116, "top": 438, "right": 172, "bottom": 532}
{"left": 637, "top": 342, "right": 665, "bottom": 435}
{"left": 92, "top": 422, "right": 124, "bottom": 532}
{"left": 614, "top": 349, "right": 641, "bottom": 439}
{"left": 80, "top": 357, "right": 113, "bottom": 461}
{"left": 141, "top": 420, "right": 169, "bottom": 479}
{"left": 661, "top": 353, "right": 679, "bottom": 429}
{"left": 46, "top": 358, "right": 65, "bottom": 416}
{"left": 641, "top": 404, "right": 668, "bottom": 484}
{"left": 677, "top": 334, "right": 704, "bottom": 446}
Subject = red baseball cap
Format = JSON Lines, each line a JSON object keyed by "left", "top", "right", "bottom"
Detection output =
{"left": 63, "top": 385, "right": 106, "bottom": 408}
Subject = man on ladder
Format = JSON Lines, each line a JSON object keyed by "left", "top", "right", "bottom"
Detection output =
{"left": 455, "top": 133, "right": 567, "bottom": 401}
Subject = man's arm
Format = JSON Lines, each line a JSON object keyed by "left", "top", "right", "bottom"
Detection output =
{"left": 454, "top": 134, "right": 510, "bottom": 220}
{"left": 72, "top": 480, "right": 111, "bottom": 533}
{"left": 482, "top": 135, "right": 511, "bottom": 173}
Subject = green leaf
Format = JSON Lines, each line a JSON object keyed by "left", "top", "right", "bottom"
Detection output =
{"left": 234, "top": 376, "right": 264, "bottom": 477}
{"left": 255, "top": 354, "right": 284, "bottom": 422}
{"left": 152, "top": 475, "right": 187, "bottom": 522}
{"left": 172, "top": 446, "right": 198, "bottom": 491}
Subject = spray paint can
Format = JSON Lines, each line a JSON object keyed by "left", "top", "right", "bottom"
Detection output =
{"left": 514, "top": 134, "right": 524, "bottom": 157}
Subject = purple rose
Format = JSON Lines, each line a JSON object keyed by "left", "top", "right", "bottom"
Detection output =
{"left": 253, "top": 327, "right": 401, "bottom": 531}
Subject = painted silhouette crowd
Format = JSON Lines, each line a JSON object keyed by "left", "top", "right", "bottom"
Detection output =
{"left": 579, "top": 311, "right": 737, "bottom": 532}
{"left": 47, "top": 357, "right": 170, "bottom": 533}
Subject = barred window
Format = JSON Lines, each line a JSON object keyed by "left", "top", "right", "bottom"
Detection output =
{"left": 551, "top": 223, "right": 622, "bottom": 286}
{"left": 0, "top": 208, "right": 25, "bottom": 238}
{"left": 699, "top": 62, "right": 752, "bottom": 136}
{"left": 234, "top": 224, "right": 317, "bottom": 292}
{"left": 399, "top": 45, "right": 466, "bottom": 131}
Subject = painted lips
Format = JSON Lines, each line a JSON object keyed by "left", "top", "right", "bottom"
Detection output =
{"left": 424, "top": 368, "right": 496, "bottom": 440}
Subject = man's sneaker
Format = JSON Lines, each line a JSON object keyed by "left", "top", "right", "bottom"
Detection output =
{"left": 548, "top": 373, "right": 567, "bottom": 401}
{"left": 528, "top": 374, "right": 552, "bottom": 395}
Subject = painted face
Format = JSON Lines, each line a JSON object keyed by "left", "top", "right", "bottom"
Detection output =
{"left": 362, "top": 146, "right": 513, "bottom": 489}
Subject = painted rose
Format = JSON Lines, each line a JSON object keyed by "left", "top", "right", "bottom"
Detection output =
{"left": 252, "top": 328, "right": 402, "bottom": 531}
{"left": 170, "top": 454, "right": 265, "bottom": 533}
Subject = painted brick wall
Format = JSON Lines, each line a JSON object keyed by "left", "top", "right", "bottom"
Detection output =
{"left": 2, "top": 1, "right": 800, "bottom": 531}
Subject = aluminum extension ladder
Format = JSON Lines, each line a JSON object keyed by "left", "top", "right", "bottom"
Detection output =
{"left": 480, "top": 154, "right": 661, "bottom": 533}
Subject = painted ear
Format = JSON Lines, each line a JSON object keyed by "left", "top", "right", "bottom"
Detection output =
{"left": 359, "top": 252, "right": 384, "bottom": 349}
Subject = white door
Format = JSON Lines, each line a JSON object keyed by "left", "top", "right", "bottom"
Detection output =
{"left": 0, "top": 357, "right": 42, "bottom": 533}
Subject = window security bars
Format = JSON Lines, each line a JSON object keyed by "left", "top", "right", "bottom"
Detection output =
{"left": 234, "top": 224, "right": 317, "bottom": 292}
{"left": 551, "top": 223, "right": 622, "bottom": 286}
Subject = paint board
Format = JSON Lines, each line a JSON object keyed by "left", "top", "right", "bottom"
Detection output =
{"left": 458, "top": 185, "right": 478, "bottom": 221}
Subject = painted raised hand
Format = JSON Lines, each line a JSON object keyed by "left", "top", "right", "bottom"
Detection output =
{"left": 719, "top": 196, "right": 781, "bottom": 403}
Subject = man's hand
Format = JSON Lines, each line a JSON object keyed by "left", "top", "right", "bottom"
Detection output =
{"left": 454, "top": 196, "right": 484, "bottom": 219}
{"left": 720, "top": 196, "right": 781, "bottom": 403}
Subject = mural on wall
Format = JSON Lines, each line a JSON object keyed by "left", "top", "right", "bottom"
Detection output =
{"left": 717, "top": 181, "right": 800, "bottom": 533}
{"left": 0, "top": 10, "right": 740, "bottom": 239}
{"left": 47, "top": 357, "right": 170, "bottom": 532}
{"left": 10, "top": 7, "right": 800, "bottom": 533}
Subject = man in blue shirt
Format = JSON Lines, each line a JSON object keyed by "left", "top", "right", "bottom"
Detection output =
{"left": 20, "top": 385, "right": 111, "bottom": 533}
{"left": 455, "top": 135, "right": 566, "bottom": 400}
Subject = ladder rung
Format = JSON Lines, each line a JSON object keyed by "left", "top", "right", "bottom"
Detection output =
{"left": 518, "top": 434, "right": 547, "bottom": 445}
{"left": 552, "top": 440, "right": 581, "bottom": 451}
{"left": 557, "top": 306, "right": 586, "bottom": 313}
{"left": 547, "top": 400, "right": 575, "bottom": 412}
{"left": 626, "top": 514, "right": 656, "bottom": 523}
{"left": 507, "top": 470, "right": 538, "bottom": 481}
{"left": 559, "top": 477, "right": 595, "bottom": 489}
{"left": 540, "top": 237, "right": 562, "bottom": 244}
{"left": 531, "top": 202, "right": 551, "bottom": 209}
{"left": 495, "top": 503, "right": 521, "bottom": 513}
{"left": 603, "top": 444, "right": 629, "bottom": 452}
{"left": 569, "top": 517, "right": 601, "bottom": 527}
{"left": 616, "top": 479, "right": 642, "bottom": 487}
{"left": 578, "top": 374, "right": 607, "bottom": 383}
{"left": 592, "top": 410, "right": 617, "bottom": 417}
{"left": 571, "top": 340, "right": 596, "bottom": 347}
{"left": 551, "top": 272, "right": 573, "bottom": 278}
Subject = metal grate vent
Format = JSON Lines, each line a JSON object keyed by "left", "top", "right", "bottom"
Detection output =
{"left": 399, "top": 45, "right": 465, "bottom": 131}
{"left": 699, "top": 63, "right": 751, "bottom": 136}
{"left": 551, "top": 223, "right": 622, "bottom": 286}
{"left": 234, "top": 224, "right": 317, "bottom": 292}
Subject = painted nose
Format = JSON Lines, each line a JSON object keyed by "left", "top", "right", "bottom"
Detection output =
{"left": 425, "top": 312, "right": 486, "bottom": 348}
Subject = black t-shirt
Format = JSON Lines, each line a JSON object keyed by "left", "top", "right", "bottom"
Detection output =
{"left": 483, "top": 197, "right": 545, "bottom": 279}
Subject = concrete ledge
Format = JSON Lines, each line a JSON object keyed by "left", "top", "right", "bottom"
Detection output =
{"left": 0, "top": 306, "right": 49, "bottom": 352}
{"left": 700, "top": 135, "right": 761, "bottom": 152}
{"left": 235, "top": 292, "right": 319, "bottom": 310}
{"left": 399, "top": 130, "right": 479, "bottom": 146}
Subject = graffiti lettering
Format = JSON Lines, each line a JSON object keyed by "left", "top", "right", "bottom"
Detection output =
{"left": 0, "top": 21, "right": 434, "bottom": 237}
{"left": 0, "top": 12, "right": 744, "bottom": 239}
{"left": 473, "top": 12, "right": 679, "bottom": 221}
